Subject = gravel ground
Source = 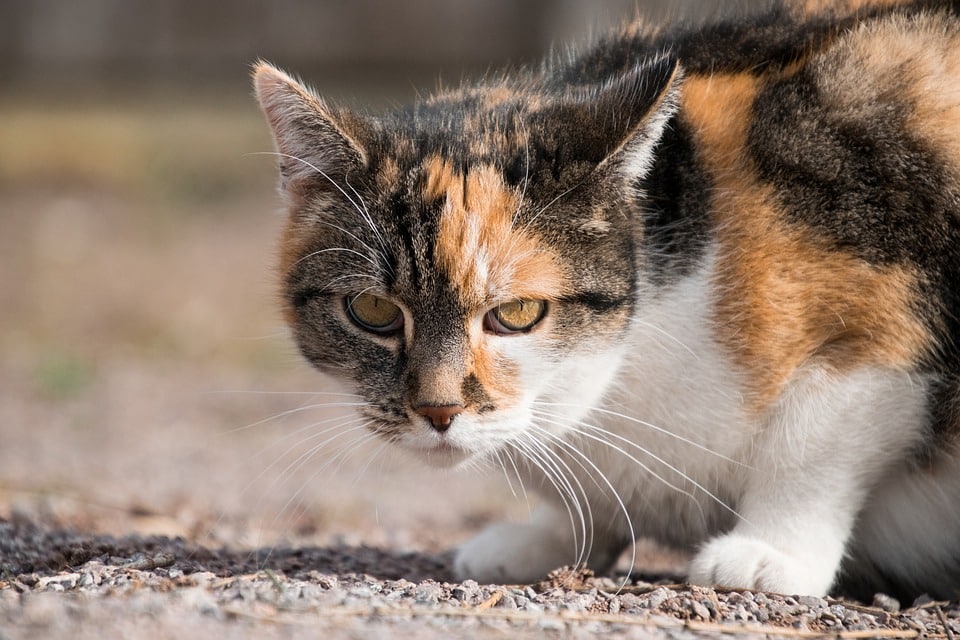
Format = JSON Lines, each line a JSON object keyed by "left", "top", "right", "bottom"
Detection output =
{"left": 3, "top": 514, "right": 960, "bottom": 639}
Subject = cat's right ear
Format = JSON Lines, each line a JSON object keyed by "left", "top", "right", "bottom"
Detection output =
{"left": 253, "top": 61, "right": 368, "bottom": 196}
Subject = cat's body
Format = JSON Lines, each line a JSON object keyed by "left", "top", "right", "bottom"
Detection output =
{"left": 255, "top": 0, "right": 960, "bottom": 599}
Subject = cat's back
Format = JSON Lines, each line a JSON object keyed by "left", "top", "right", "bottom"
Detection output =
{"left": 621, "top": 1, "right": 960, "bottom": 422}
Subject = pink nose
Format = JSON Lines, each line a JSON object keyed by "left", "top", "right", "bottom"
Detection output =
{"left": 414, "top": 404, "right": 464, "bottom": 432}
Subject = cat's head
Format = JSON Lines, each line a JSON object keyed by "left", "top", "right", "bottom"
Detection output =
{"left": 253, "top": 57, "right": 681, "bottom": 467}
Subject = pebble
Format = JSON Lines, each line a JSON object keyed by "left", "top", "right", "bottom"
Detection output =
{"left": 688, "top": 599, "right": 711, "bottom": 620}
{"left": 873, "top": 593, "right": 902, "bottom": 612}
{"left": 798, "top": 595, "right": 827, "bottom": 609}
{"left": 645, "top": 587, "right": 673, "bottom": 609}
{"left": 414, "top": 582, "right": 444, "bottom": 605}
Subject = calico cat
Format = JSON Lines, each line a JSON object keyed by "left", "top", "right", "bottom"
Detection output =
{"left": 253, "top": 0, "right": 960, "bottom": 599}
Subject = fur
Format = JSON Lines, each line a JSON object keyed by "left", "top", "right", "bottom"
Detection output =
{"left": 254, "top": 0, "right": 960, "bottom": 598}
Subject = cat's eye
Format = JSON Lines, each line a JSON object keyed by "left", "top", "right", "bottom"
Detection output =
{"left": 484, "top": 300, "right": 547, "bottom": 335}
{"left": 345, "top": 293, "right": 404, "bottom": 334}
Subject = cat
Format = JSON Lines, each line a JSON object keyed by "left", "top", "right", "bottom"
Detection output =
{"left": 253, "top": 0, "right": 960, "bottom": 600}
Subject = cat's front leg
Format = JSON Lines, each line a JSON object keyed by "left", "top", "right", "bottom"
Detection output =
{"left": 454, "top": 504, "right": 618, "bottom": 584}
{"left": 688, "top": 368, "right": 925, "bottom": 596}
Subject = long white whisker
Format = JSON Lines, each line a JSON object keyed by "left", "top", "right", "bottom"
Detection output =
{"left": 316, "top": 220, "right": 390, "bottom": 274}
{"left": 251, "top": 151, "right": 393, "bottom": 272}
{"left": 270, "top": 423, "right": 379, "bottom": 530}
{"left": 509, "top": 437, "right": 584, "bottom": 562}
{"left": 248, "top": 150, "right": 364, "bottom": 216}
{"left": 275, "top": 428, "right": 383, "bottom": 536}
{"left": 343, "top": 173, "right": 392, "bottom": 267}
{"left": 263, "top": 419, "right": 373, "bottom": 493}
{"left": 515, "top": 434, "right": 593, "bottom": 567}
{"left": 530, "top": 424, "right": 637, "bottom": 591}
{"left": 205, "top": 390, "right": 364, "bottom": 398}
{"left": 633, "top": 318, "right": 701, "bottom": 360}
{"left": 534, "top": 409, "right": 747, "bottom": 526}
{"left": 297, "top": 246, "right": 379, "bottom": 269}
{"left": 222, "top": 401, "right": 369, "bottom": 436}
{"left": 533, "top": 402, "right": 749, "bottom": 468}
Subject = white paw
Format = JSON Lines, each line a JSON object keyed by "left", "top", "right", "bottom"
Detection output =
{"left": 688, "top": 533, "right": 836, "bottom": 596}
{"left": 454, "top": 520, "right": 573, "bottom": 584}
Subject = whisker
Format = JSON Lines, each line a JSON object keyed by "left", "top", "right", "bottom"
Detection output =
{"left": 530, "top": 423, "right": 638, "bottom": 591}
{"left": 632, "top": 318, "right": 701, "bottom": 360}
{"left": 315, "top": 220, "right": 390, "bottom": 274}
{"left": 509, "top": 438, "right": 582, "bottom": 554}
{"left": 297, "top": 246, "right": 379, "bottom": 269}
{"left": 533, "top": 402, "right": 749, "bottom": 468}
{"left": 520, "top": 182, "right": 582, "bottom": 234}
{"left": 248, "top": 150, "right": 364, "bottom": 218}
{"left": 534, "top": 409, "right": 747, "bottom": 526}
{"left": 250, "top": 150, "right": 394, "bottom": 273}
{"left": 244, "top": 418, "right": 372, "bottom": 503}
{"left": 203, "top": 390, "right": 364, "bottom": 398}
{"left": 513, "top": 434, "right": 593, "bottom": 567}
{"left": 268, "top": 424, "right": 380, "bottom": 534}
{"left": 220, "top": 400, "right": 370, "bottom": 436}
{"left": 343, "top": 173, "right": 393, "bottom": 269}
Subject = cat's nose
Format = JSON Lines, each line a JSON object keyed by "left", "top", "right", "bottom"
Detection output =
{"left": 414, "top": 404, "right": 464, "bottom": 432}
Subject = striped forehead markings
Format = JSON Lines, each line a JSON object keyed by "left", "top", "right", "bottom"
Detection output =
{"left": 422, "top": 155, "right": 568, "bottom": 308}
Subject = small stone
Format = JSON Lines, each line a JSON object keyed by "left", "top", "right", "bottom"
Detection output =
{"left": 689, "top": 600, "right": 711, "bottom": 620}
{"left": 18, "top": 574, "right": 39, "bottom": 588}
{"left": 645, "top": 587, "right": 673, "bottom": 609}
{"left": 451, "top": 585, "right": 473, "bottom": 602}
{"left": 820, "top": 611, "right": 839, "bottom": 625}
{"left": 497, "top": 593, "right": 518, "bottom": 610}
{"left": 872, "top": 592, "right": 902, "bottom": 613}
{"left": 38, "top": 573, "right": 79, "bottom": 591}
{"left": 414, "top": 582, "right": 443, "bottom": 605}
{"left": 843, "top": 610, "right": 861, "bottom": 625}
{"left": 798, "top": 595, "right": 827, "bottom": 610}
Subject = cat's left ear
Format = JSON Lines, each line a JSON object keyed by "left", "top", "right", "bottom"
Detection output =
{"left": 540, "top": 53, "right": 682, "bottom": 180}
{"left": 594, "top": 54, "right": 682, "bottom": 179}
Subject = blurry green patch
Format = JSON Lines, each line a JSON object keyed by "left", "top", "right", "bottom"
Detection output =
{"left": 33, "top": 352, "right": 96, "bottom": 400}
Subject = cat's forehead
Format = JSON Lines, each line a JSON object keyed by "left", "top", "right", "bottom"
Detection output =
{"left": 414, "top": 153, "right": 569, "bottom": 309}
{"left": 386, "top": 88, "right": 534, "bottom": 164}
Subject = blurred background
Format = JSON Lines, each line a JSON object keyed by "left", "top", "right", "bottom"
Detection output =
{"left": 0, "top": 0, "right": 739, "bottom": 561}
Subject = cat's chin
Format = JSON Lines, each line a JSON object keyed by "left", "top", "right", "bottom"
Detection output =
{"left": 403, "top": 441, "right": 476, "bottom": 469}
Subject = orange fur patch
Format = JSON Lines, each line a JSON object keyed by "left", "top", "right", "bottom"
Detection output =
{"left": 427, "top": 155, "right": 568, "bottom": 307}
{"left": 425, "top": 155, "right": 567, "bottom": 407}
{"left": 683, "top": 73, "right": 931, "bottom": 410}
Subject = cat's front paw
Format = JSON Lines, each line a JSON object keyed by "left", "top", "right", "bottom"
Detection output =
{"left": 688, "top": 533, "right": 835, "bottom": 596}
{"left": 454, "top": 520, "right": 573, "bottom": 584}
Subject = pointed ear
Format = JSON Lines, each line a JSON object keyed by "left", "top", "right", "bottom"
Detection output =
{"left": 538, "top": 53, "right": 682, "bottom": 179}
{"left": 252, "top": 61, "right": 369, "bottom": 195}
{"left": 598, "top": 54, "right": 682, "bottom": 179}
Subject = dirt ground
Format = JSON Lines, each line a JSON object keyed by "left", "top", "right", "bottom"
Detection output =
{"left": 2, "top": 101, "right": 959, "bottom": 639}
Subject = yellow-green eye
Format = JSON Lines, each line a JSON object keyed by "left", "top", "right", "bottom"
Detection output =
{"left": 485, "top": 299, "right": 547, "bottom": 335}
{"left": 346, "top": 293, "right": 403, "bottom": 334}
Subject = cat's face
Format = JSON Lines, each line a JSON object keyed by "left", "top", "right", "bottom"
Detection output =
{"left": 254, "top": 59, "right": 680, "bottom": 467}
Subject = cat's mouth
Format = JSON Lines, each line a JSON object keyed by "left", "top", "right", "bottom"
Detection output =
{"left": 398, "top": 432, "right": 475, "bottom": 468}
{"left": 419, "top": 440, "right": 473, "bottom": 468}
